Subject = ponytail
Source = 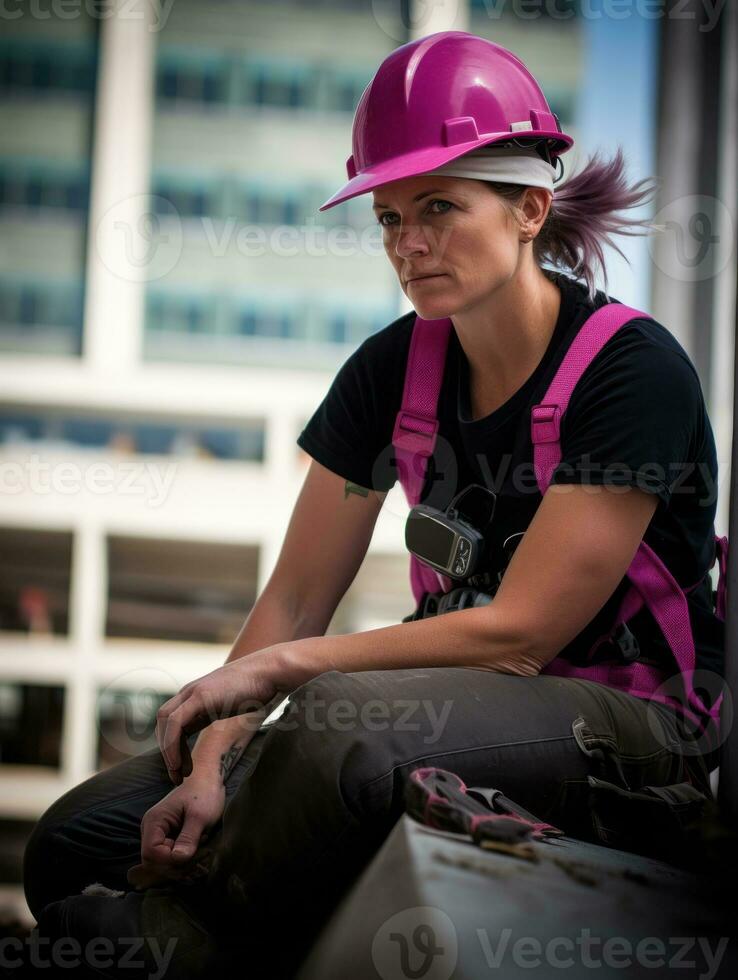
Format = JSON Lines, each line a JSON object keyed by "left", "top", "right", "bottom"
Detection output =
{"left": 489, "top": 146, "right": 659, "bottom": 301}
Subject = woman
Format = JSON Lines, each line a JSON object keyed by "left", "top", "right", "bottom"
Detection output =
{"left": 25, "top": 31, "right": 725, "bottom": 978}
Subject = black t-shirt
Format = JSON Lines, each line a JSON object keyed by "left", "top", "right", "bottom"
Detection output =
{"left": 297, "top": 271, "right": 724, "bottom": 683}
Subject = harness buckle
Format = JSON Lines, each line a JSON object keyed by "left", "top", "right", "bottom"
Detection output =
{"left": 392, "top": 411, "right": 440, "bottom": 457}
{"left": 530, "top": 403, "right": 561, "bottom": 444}
{"left": 612, "top": 622, "right": 641, "bottom": 663}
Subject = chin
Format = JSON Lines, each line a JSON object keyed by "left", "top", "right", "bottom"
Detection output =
{"left": 407, "top": 287, "right": 459, "bottom": 320}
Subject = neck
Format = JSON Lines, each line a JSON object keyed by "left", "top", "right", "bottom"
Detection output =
{"left": 451, "top": 262, "right": 562, "bottom": 414}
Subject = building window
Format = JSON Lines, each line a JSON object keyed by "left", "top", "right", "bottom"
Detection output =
{"left": 0, "top": 278, "right": 84, "bottom": 355}
{"left": 155, "top": 46, "right": 374, "bottom": 117}
{"left": 0, "top": 160, "right": 91, "bottom": 213}
{"left": 146, "top": 291, "right": 216, "bottom": 335}
{"left": 238, "top": 307, "right": 294, "bottom": 340}
{"left": 0, "top": 41, "right": 97, "bottom": 96}
{"left": 325, "top": 309, "right": 389, "bottom": 347}
{"left": 0, "top": 684, "right": 65, "bottom": 767}
{"left": 0, "top": 528, "right": 72, "bottom": 637}
{"left": 155, "top": 50, "right": 230, "bottom": 104}
{"left": 248, "top": 61, "right": 315, "bottom": 110}
{"left": 0, "top": 407, "right": 265, "bottom": 462}
{"left": 106, "top": 535, "right": 260, "bottom": 644}
{"left": 151, "top": 182, "right": 212, "bottom": 219}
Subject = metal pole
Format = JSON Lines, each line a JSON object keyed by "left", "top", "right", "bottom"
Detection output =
{"left": 717, "top": 253, "right": 738, "bottom": 819}
{"left": 716, "top": 0, "right": 738, "bottom": 822}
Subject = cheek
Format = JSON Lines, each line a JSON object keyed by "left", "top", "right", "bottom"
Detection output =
{"left": 471, "top": 234, "right": 517, "bottom": 274}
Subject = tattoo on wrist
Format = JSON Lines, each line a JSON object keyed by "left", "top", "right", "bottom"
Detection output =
{"left": 220, "top": 743, "right": 244, "bottom": 783}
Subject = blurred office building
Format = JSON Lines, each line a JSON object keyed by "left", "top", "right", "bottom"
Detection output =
{"left": 1, "top": 0, "right": 650, "bottom": 926}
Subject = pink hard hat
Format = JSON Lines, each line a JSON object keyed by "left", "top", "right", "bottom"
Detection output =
{"left": 319, "top": 30, "right": 573, "bottom": 212}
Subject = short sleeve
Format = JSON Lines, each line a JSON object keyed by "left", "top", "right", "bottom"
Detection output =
{"left": 550, "top": 325, "right": 704, "bottom": 507}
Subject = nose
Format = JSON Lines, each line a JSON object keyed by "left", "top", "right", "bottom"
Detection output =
{"left": 393, "top": 221, "right": 431, "bottom": 260}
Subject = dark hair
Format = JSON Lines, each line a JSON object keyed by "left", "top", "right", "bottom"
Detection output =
{"left": 488, "top": 145, "right": 659, "bottom": 301}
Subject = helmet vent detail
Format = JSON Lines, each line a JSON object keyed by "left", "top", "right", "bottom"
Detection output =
{"left": 443, "top": 117, "right": 480, "bottom": 147}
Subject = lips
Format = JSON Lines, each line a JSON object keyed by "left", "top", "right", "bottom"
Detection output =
{"left": 406, "top": 273, "right": 446, "bottom": 284}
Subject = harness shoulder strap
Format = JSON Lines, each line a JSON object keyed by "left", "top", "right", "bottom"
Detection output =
{"left": 392, "top": 316, "right": 452, "bottom": 504}
{"left": 531, "top": 302, "right": 724, "bottom": 735}
{"left": 530, "top": 303, "right": 652, "bottom": 493}
{"left": 392, "top": 316, "right": 453, "bottom": 601}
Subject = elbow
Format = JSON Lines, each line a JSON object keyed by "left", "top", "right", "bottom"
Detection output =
{"left": 509, "top": 648, "right": 549, "bottom": 677}
{"left": 469, "top": 608, "right": 551, "bottom": 677}
{"left": 468, "top": 650, "right": 546, "bottom": 677}
{"left": 510, "top": 626, "right": 561, "bottom": 676}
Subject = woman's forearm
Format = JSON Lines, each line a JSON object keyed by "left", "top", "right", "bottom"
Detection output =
{"left": 270, "top": 600, "right": 545, "bottom": 692}
{"left": 188, "top": 589, "right": 331, "bottom": 781}
{"left": 155, "top": 597, "right": 548, "bottom": 785}
{"left": 186, "top": 595, "right": 543, "bottom": 783}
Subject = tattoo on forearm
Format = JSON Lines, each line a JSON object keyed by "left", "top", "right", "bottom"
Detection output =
{"left": 344, "top": 481, "right": 369, "bottom": 500}
{"left": 220, "top": 742, "right": 245, "bottom": 783}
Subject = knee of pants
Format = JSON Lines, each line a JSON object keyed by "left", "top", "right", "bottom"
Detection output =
{"left": 23, "top": 817, "right": 57, "bottom": 920}
{"left": 22, "top": 746, "right": 171, "bottom": 920}
{"left": 22, "top": 815, "right": 101, "bottom": 922}
{"left": 23, "top": 779, "right": 94, "bottom": 920}
{"left": 210, "top": 672, "right": 409, "bottom": 913}
{"left": 256, "top": 670, "right": 404, "bottom": 819}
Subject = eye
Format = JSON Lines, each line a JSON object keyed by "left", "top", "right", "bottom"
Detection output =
{"left": 427, "top": 199, "right": 453, "bottom": 215}
{"left": 377, "top": 199, "right": 454, "bottom": 227}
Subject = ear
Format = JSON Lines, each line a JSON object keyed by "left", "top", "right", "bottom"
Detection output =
{"left": 519, "top": 187, "right": 553, "bottom": 240}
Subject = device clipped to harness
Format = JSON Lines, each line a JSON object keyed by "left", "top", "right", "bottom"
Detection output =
{"left": 403, "top": 483, "right": 643, "bottom": 668}
{"left": 403, "top": 485, "right": 502, "bottom": 621}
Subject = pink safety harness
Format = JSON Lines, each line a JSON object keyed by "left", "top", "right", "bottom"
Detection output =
{"left": 392, "top": 303, "right": 729, "bottom": 745}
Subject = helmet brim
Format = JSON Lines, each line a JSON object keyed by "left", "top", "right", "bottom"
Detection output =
{"left": 319, "top": 130, "right": 573, "bottom": 211}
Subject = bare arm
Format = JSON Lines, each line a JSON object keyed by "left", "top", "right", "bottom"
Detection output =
{"left": 185, "top": 459, "right": 386, "bottom": 785}
{"left": 158, "top": 483, "right": 661, "bottom": 780}
{"left": 273, "top": 482, "right": 660, "bottom": 682}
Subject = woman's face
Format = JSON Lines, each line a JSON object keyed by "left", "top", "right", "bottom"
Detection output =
{"left": 372, "top": 175, "right": 542, "bottom": 320}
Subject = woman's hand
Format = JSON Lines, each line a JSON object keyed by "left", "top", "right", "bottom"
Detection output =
{"left": 127, "top": 775, "right": 226, "bottom": 890}
{"left": 156, "top": 649, "right": 284, "bottom": 785}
